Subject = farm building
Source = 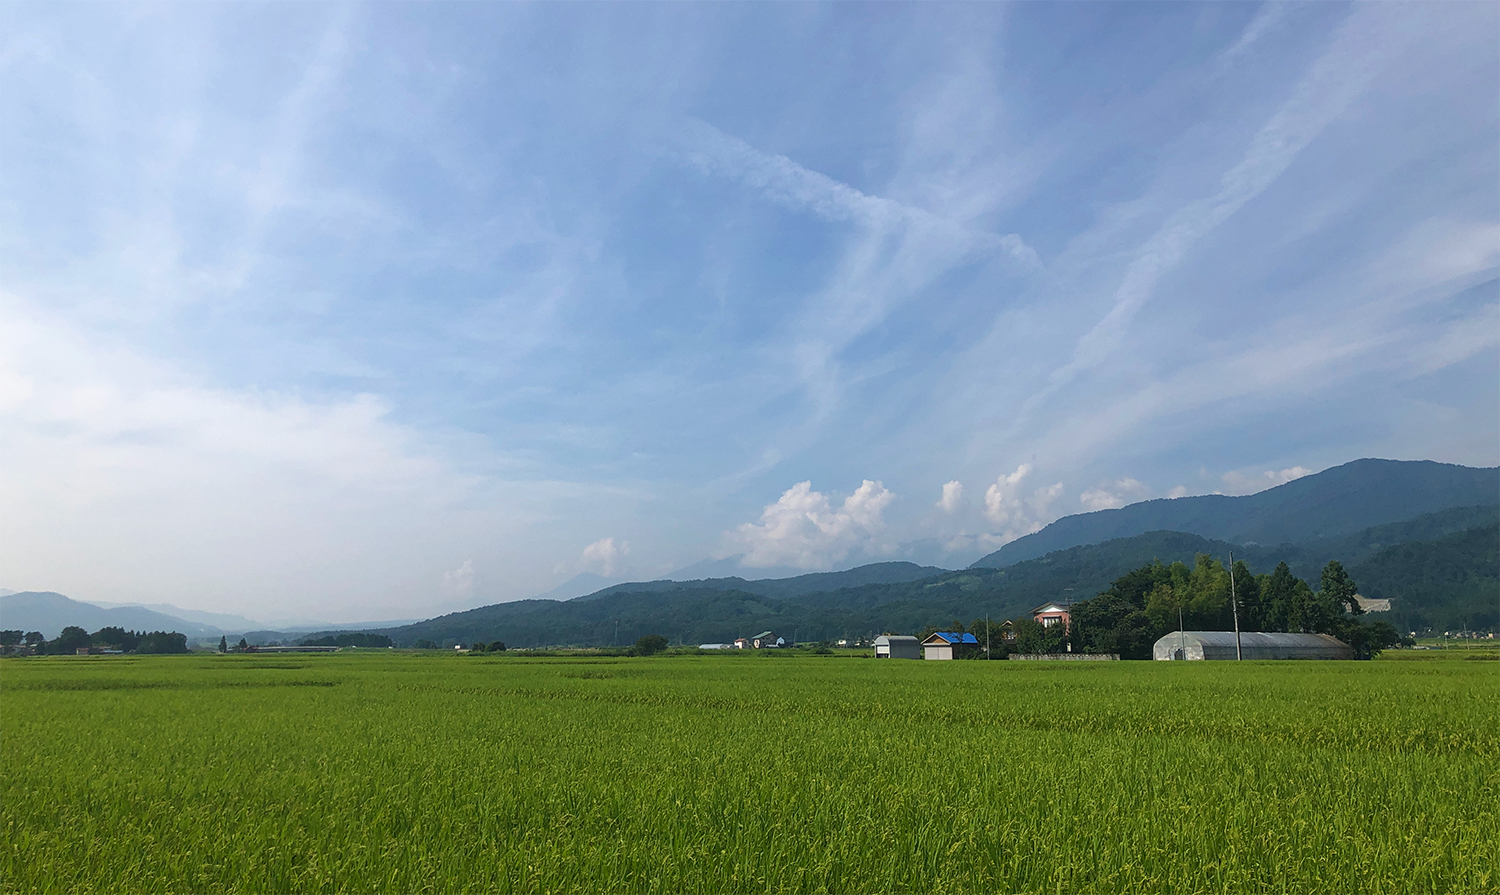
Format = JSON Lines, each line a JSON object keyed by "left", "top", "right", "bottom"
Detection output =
{"left": 921, "top": 632, "right": 979, "bottom": 660}
{"left": 1032, "top": 601, "right": 1072, "bottom": 628}
{"left": 750, "top": 631, "right": 785, "bottom": 649}
{"left": 873, "top": 635, "right": 920, "bottom": 659}
{"left": 248, "top": 645, "right": 340, "bottom": 653}
{"left": 1152, "top": 631, "right": 1354, "bottom": 661}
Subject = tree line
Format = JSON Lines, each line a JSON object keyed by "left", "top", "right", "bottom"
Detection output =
{"left": 909, "top": 556, "right": 1403, "bottom": 660}
{"left": 1034, "top": 556, "right": 1402, "bottom": 659}
{"left": 0, "top": 626, "right": 188, "bottom": 656}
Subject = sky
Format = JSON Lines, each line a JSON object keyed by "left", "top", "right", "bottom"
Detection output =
{"left": 2, "top": 2, "right": 1496, "bottom": 623}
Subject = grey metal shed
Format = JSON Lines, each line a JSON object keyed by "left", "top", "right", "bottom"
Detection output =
{"left": 1153, "top": 631, "right": 1354, "bottom": 661}
{"left": 873, "top": 635, "right": 920, "bottom": 659}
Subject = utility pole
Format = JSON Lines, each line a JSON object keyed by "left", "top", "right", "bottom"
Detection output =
{"left": 1178, "top": 605, "right": 1185, "bottom": 660}
{"left": 1230, "top": 551, "right": 1242, "bottom": 661}
{"left": 986, "top": 614, "right": 991, "bottom": 660}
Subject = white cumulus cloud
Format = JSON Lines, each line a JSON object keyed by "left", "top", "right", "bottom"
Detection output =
{"left": 733, "top": 480, "right": 895, "bottom": 570}
{"left": 441, "top": 560, "right": 475, "bottom": 599}
{"left": 937, "top": 480, "right": 966, "bottom": 514}
{"left": 982, "top": 465, "right": 1065, "bottom": 544}
{"left": 1221, "top": 466, "right": 1313, "bottom": 495}
{"left": 580, "top": 537, "right": 629, "bottom": 576}
{"left": 1079, "top": 477, "right": 1150, "bottom": 512}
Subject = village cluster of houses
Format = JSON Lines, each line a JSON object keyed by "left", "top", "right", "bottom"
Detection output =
{"left": 697, "top": 631, "right": 787, "bottom": 650}
{"left": 698, "top": 596, "right": 1389, "bottom": 661}
{"left": 873, "top": 632, "right": 983, "bottom": 660}
{"left": 873, "top": 601, "right": 1078, "bottom": 660}
{"left": 698, "top": 601, "right": 1077, "bottom": 660}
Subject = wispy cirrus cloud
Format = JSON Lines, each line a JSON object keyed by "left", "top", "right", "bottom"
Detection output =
{"left": 1045, "top": 4, "right": 1415, "bottom": 401}
{"left": 674, "top": 118, "right": 1038, "bottom": 267}
{"left": 1, "top": 2, "right": 1492, "bottom": 615}
{"left": 674, "top": 118, "right": 1039, "bottom": 429}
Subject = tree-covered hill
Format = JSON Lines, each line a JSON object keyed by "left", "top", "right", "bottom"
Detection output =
{"left": 367, "top": 531, "right": 1255, "bottom": 647}
{"left": 575, "top": 561, "right": 948, "bottom": 602}
{"left": 362, "top": 507, "right": 1498, "bottom": 647}
{"left": 1351, "top": 523, "right": 1499, "bottom": 633}
{"left": 971, "top": 459, "right": 1497, "bottom": 568}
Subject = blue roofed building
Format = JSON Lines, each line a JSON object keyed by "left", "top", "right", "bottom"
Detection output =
{"left": 921, "top": 631, "right": 979, "bottom": 661}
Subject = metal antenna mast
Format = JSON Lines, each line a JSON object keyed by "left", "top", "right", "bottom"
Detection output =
{"left": 1230, "top": 551, "right": 1242, "bottom": 661}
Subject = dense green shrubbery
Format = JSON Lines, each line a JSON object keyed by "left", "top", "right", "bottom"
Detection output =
{"left": 634, "top": 634, "right": 668, "bottom": 656}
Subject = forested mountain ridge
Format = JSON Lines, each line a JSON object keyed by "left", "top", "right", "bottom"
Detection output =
{"left": 574, "top": 561, "right": 949, "bottom": 602}
{"left": 972, "top": 459, "right": 1498, "bottom": 568}
{"left": 1351, "top": 523, "right": 1499, "bottom": 633}
{"left": 363, "top": 533, "right": 1238, "bottom": 647}
{"left": 365, "top": 506, "right": 1494, "bottom": 647}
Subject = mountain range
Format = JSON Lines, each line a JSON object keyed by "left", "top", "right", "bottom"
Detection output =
{"left": 973, "top": 459, "right": 1497, "bottom": 567}
{"left": 0, "top": 592, "right": 230, "bottom": 641}
{"left": 353, "top": 458, "right": 1496, "bottom": 647}
{"left": 6, "top": 458, "right": 1495, "bottom": 645}
{"left": 360, "top": 507, "right": 1495, "bottom": 648}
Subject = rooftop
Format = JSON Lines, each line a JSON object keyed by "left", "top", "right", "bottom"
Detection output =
{"left": 923, "top": 632, "right": 979, "bottom": 645}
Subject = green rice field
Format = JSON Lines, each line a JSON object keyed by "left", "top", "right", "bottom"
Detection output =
{"left": 2, "top": 651, "right": 1496, "bottom": 894}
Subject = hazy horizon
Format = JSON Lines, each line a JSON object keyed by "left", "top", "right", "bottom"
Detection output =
{"left": 3, "top": 2, "right": 1496, "bottom": 621}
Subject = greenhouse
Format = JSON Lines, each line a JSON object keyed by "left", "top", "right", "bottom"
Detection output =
{"left": 1152, "top": 631, "right": 1354, "bottom": 661}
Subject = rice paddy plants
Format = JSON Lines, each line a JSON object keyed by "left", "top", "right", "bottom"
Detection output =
{"left": 2, "top": 651, "right": 1495, "bottom": 893}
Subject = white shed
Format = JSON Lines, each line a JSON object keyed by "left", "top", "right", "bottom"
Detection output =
{"left": 873, "top": 635, "right": 920, "bottom": 659}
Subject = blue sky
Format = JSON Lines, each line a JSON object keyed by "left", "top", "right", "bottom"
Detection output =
{"left": 2, "top": 2, "right": 1496, "bottom": 622}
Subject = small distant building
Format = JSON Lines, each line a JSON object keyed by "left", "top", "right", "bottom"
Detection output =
{"left": 750, "top": 631, "right": 785, "bottom": 649}
{"left": 921, "top": 632, "right": 979, "bottom": 660}
{"left": 873, "top": 635, "right": 921, "bottom": 659}
{"left": 75, "top": 647, "right": 91, "bottom": 656}
{"left": 1354, "top": 594, "right": 1391, "bottom": 613}
{"left": 698, "top": 643, "right": 731, "bottom": 650}
{"left": 733, "top": 638, "right": 749, "bottom": 649}
{"left": 1153, "top": 631, "right": 1354, "bottom": 661}
{"left": 1033, "top": 601, "right": 1072, "bottom": 629}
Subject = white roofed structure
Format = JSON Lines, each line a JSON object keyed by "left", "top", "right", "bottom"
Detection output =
{"left": 1153, "top": 631, "right": 1354, "bottom": 661}
{"left": 873, "top": 635, "right": 921, "bottom": 659}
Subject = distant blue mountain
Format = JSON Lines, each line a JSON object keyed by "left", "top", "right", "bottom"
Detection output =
{"left": 0, "top": 592, "right": 222, "bottom": 640}
{"left": 971, "top": 459, "right": 1498, "bottom": 568}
